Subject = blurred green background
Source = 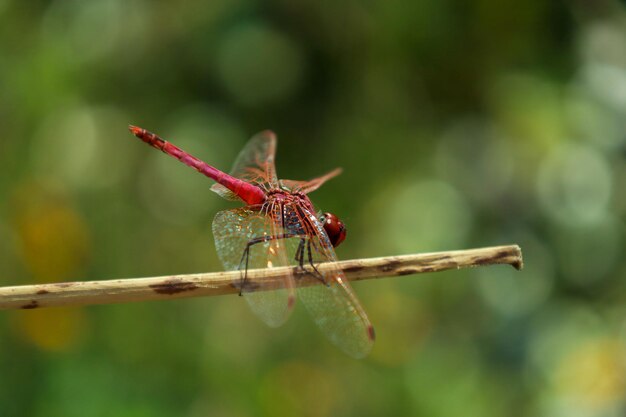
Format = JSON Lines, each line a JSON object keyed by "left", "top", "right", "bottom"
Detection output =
{"left": 1, "top": 0, "right": 626, "bottom": 416}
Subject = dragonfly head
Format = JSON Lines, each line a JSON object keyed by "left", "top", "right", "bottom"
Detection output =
{"left": 320, "top": 212, "right": 347, "bottom": 247}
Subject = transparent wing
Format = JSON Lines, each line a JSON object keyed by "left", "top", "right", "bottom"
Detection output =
{"left": 288, "top": 203, "right": 375, "bottom": 358}
{"left": 211, "top": 131, "right": 278, "bottom": 200}
{"left": 212, "top": 205, "right": 299, "bottom": 327}
{"left": 280, "top": 168, "right": 342, "bottom": 195}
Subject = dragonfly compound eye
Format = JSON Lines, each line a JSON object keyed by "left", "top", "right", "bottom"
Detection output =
{"left": 321, "top": 212, "right": 347, "bottom": 247}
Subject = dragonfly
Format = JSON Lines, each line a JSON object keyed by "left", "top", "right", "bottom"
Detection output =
{"left": 129, "top": 125, "right": 375, "bottom": 358}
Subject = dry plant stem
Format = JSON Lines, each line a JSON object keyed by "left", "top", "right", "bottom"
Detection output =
{"left": 0, "top": 245, "right": 522, "bottom": 311}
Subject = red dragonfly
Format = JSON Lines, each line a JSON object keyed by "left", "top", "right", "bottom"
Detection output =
{"left": 129, "top": 126, "right": 375, "bottom": 358}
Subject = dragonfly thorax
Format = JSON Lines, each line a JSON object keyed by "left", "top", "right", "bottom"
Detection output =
{"left": 266, "top": 189, "right": 316, "bottom": 213}
{"left": 265, "top": 191, "right": 347, "bottom": 247}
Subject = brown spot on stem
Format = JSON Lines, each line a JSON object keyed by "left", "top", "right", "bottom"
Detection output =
{"left": 231, "top": 280, "right": 261, "bottom": 292}
{"left": 473, "top": 250, "right": 511, "bottom": 267}
{"left": 21, "top": 300, "right": 39, "bottom": 309}
{"left": 149, "top": 279, "right": 198, "bottom": 295}
{"left": 379, "top": 260, "right": 401, "bottom": 273}
{"left": 489, "top": 249, "right": 523, "bottom": 270}
{"left": 36, "top": 289, "right": 50, "bottom": 295}
{"left": 434, "top": 255, "right": 455, "bottom": 264}
{"left": 472, "top": 257, "right": 491, "bottom": 266}
{"left": 342, "top": 265, "right": 365, "bottom": 274}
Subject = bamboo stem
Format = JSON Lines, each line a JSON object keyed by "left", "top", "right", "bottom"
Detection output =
{"left": 0, "top": 245, "right": 522, "bottom": 311}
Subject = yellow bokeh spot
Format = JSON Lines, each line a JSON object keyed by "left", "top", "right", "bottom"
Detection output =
{"left": 11, "top": 181, "right": 90, "bottom": 282}
{"left": 15, "top": 307, "right": 87, "bottom": 352}
{"left": 554, "top": 338, "right": 626, "bottom": 409}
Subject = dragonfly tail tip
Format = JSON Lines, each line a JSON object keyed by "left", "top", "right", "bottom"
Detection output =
{"left": 128, "top": 125, "right": 142, "bottom": 136}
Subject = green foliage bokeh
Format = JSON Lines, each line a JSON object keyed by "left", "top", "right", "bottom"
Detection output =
{"left": 1, "top": 1, "right": 626, "bottom": 416}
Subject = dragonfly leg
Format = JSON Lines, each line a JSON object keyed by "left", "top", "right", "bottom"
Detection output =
{"left": 294, "top": 238, "right": 306, "bottom": 270}
{"left": 290, "top": 237, "right": 325, "bottom": 284}
{"left": 237, "top": 243, "right": 253, "bottom": 296}
{"left": 237, "top": 233, "right": 297, "bottom": 295}
{"left": 306, "top": 239, "right": 327, "bottom": 285}
{"left": 237, "top": 234, "right": 326, "bottom": 292}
